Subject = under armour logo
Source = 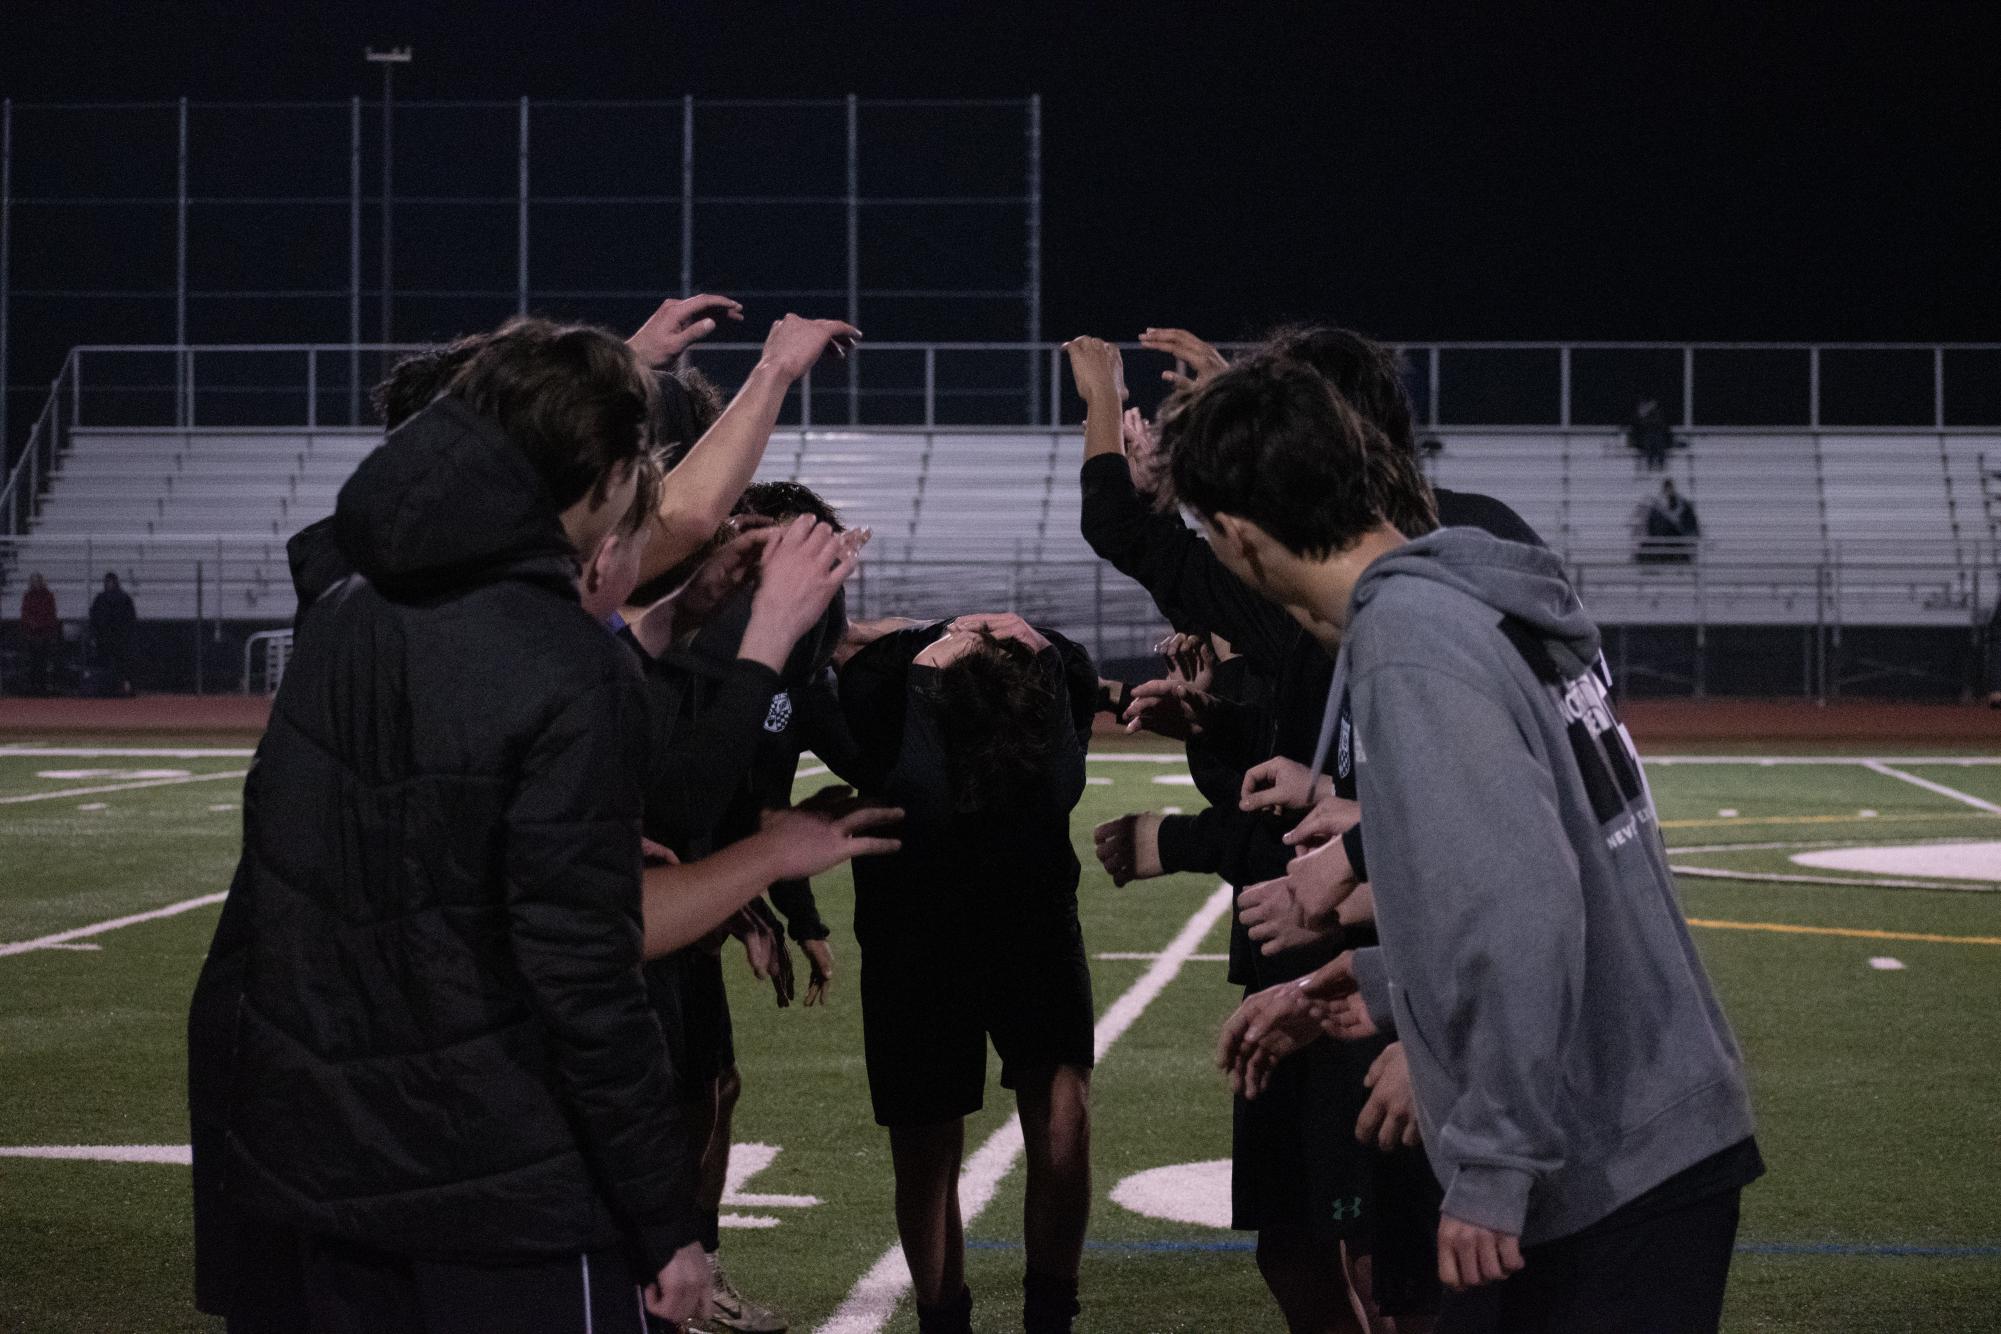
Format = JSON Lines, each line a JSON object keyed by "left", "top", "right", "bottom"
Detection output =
{"left": 1330, "top": 1196, "right": 1364, "bottom": 1223}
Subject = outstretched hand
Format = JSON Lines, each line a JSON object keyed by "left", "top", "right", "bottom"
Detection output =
{"left": 1298, "top": 950, "right": 1379, "bottom": 1041}
{"left": 1120, "top": 678, "right": 1212, "bottom": 740}
{"left": 1063, "top": 336, "right": 1129, "bottom": 408}
{"left": 628, "top": 293, "right": 744, "bottom": 366}
{"left": 1215, "top": 983, "right": 1324, "bottom": 1100}
{"left": 760, "top": 787, "right": 903, "bottom": 881}
{"left": 1092, "top": 810, "right": 1165, "bottom": 887}
{"left": 759, "top": 313, "right": 863, "bottom": 382}
{"left": 1138, "top": 327, "right": 1228, "bottom": 390}
{"left": 1240, "top": 756, "right": 1330, "bottom": 814}
{"left": 1355, "top": 1041, "right": 1422, "bottom": 1152}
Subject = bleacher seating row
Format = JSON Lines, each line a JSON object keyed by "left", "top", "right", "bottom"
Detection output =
{"left": 3, "top": 426, "right": 1993, "bottom": 631}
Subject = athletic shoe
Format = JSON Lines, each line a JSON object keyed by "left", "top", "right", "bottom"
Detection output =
{"left": 690, "top": 1257, "right": 788, "bottom": 1333}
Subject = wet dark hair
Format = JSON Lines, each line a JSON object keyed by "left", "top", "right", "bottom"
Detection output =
{"left": 1161, "top": 359, "right": 1390, "bottom": 559}
{"left": 371, "top": 319, "right": 655, "bottom": 513}
{"left": 733, "top": 480, "right": 843, "bottom": 531}
{"left": 1247, "top": 325, "right": 1437, "bottom": 537}
{"left": 372, "top": 332, "right": 494, "bottom": 429}
{"left": 919, "top": 629, "right": 1062, "bottom": 813}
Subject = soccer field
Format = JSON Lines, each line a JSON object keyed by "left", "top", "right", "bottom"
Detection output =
{"left": 1, "top": 737, "right": 1998, "bottom": 1332}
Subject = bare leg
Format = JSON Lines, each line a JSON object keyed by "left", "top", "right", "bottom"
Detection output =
{"left": 888, "top": 1118, "right": 966, "bottom": 1311}
{"left": 1014, "top": 1064, "right": 1092, "bottom": 1284}
{"left": 1256, "top": 1225, "right": 1365, "bottom": 1334}
{"left": 698, "top": 1065, "right": 742, "bottom": 1225}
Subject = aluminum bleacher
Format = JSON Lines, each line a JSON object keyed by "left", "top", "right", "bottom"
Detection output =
{"left": 4, "top": 423, "right": 1995, "bottom": 635}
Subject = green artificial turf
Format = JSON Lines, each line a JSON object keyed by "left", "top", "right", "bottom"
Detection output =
{"left": 1, "top": 736, "right": 1997, "bottom": 1331}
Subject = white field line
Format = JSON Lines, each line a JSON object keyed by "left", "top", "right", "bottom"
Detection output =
{"left": 1863, "top": 761, "right": 2001, "bottom": 815}
{"left": 0, "top": 891, "right": 229, "bottom": 957}
{"left": 1095, "top": 951, "right": 1229, "bottom": 963}
{"left": 0, "top": 1144, "right": 191, "bottom": 1164}
{"left": 1644, "top": 756, "right": 2001, "bottom": 766}
{"left": 1668, "top": 865, "right": 1994, "bottom": 893}
{"left": 1670, "top": 837, "right": 1992, "bottom": 856}
{"left": 0, "top": 747, "right": 256, "bottom": 759}
{"left": 795, "top": 765, "right": 831, "bottom": 780}
{"left": 814, "top": 881, "right": 1236, "bottom": 1334}
{"left": 0, "top": 770, "right": 246, "bottom": 806}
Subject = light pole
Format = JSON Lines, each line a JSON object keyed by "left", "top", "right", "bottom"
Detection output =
{"left": 364, "top": 47, "right": 412, "bottom": 351}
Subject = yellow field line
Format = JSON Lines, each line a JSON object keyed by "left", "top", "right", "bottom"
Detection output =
{"left": 1688, "top": 918, "right": 2001, "bottom": 947}
{"left": 1661, "top": 811, "right": 2000, "bottom": 830}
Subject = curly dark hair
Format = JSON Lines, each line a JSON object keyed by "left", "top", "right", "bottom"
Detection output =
{"left": 918, "top": 629, "right": 1063, "bottom": 813}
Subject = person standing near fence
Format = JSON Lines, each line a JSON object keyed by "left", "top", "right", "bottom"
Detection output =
{"left": 18, "top": 573, "right": 61, "bottom": 695}
{"left": 88, "top": 572, "right": 136, "bottom": 696}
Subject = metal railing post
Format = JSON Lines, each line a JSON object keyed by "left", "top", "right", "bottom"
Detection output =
{"left": 800, "top": 368, "right": 812, "bottom": 428}
{"left": 1935, "top": 346, "right": 1945, "bottom": 429}
{"left": 1558, "top": 344, "right": 1571, "bottom": 428}
{"left": 1682, "top": 345, "right": 1695, "bottom": 426}
{"left": 306, "top": 348, "right": 317, "bottom": 429}
{"left": 924, "top": 347, "right": 936, "bottom": 429}
{"left": 1, "top": 97, "right": 12, "bottom": 469}
{"left": 349, "top": 98, "right": 362, "bottom": 426}
{"left": 1427, "top": 347, "right": 1441, "bottom": 426}
{"left": 176, "top": 97, "right": 189, "bottom": 429}
{"left": 1025, "top": 95, "right": 1043, "bottom": 427}
{"left": 1047, "top": 346, "right": 1061, "bottom": 428}
{"left": 845, "top": 94, "right": 860, "bottom": 426}
{"left": 1808, "top": 346, "right": 1820, "bottom": 429}
{"left": 517, "top": 97, "right": 530, "bottom": 316}
{"left": 679, "top": 95, "right": 695, "bottom": 303}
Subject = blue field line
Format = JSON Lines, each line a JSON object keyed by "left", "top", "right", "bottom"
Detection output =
{"left": 967, "top": 1238, "right": 2001, "bottom": 1259}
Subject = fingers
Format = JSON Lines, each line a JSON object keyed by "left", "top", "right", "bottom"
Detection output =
{"left": 1499, "top": 1233, "right": 1526, "bottom": 1275}
{"left": 1437, "top": 1225, "right": 1465, "bottom": 1292}
{"left": 833, "top": 804, "right": 904, "bottom": 835}
{"left": 846, "top": 836, "right": 903, "bottom": 859}
{"left": 1475, "top": 1230, "right": 1508, "bottom": 1285}
{"left": 1355, "top": 1093, "right": 1386, "bottom": 1146}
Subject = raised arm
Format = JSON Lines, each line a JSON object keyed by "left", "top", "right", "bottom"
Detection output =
{"left": 639, "top": 314, "right": 861, "bottom": 582}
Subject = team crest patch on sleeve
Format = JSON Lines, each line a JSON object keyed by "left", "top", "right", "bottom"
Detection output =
{"left": 764, "top": 692, "right": 793, "bottom": 734}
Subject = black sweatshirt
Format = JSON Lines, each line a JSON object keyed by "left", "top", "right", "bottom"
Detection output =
{"left": 836, "top": 622, "right": 1097, "bottom": 939}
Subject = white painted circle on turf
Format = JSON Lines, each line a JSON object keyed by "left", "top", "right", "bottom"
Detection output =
{"left": 209, "top": 803, "right": 239, "bottom": 812}
{"left": 1792, "top": 842, "right": 2001, "bottom": 883}
{"left": 1718, "top": 808, "right": 1739, "bottom": 818}
{"left": 1085, "top": 776, "right": 1112, "bottom": 786}
{"left": 1151, "top": 774, "right": 1196, "bottom": 786}
{"left": 1110, "top": 1159, "right": 1232, "bottom": 1229}
{"left": 77, "top": 803, "right": 108, "bottom": 812}
{"left": 1868, "top": 957, "right": 1907, "bottom": 971}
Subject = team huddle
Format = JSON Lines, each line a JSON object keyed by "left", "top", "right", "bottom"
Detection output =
{"left": 185, "top": 296, "right": 1759, "bottom": 1334}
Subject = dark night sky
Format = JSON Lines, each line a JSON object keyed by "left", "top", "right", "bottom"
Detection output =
{"left": 3, "top": 0, "right": 1997, "bottom": 346}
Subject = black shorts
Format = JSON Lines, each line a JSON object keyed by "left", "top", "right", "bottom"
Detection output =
{"left": 857, "top": 903, "right": 1095, "bottom": 1127}
{"left": 1436, "top": 1183, "right": 1743, "bottom": 1334}
{"left": 1232, "top": 1031, "right": 1443, "bottom": 1317}
{"left": 659, "top": 947, "right": 735, "bottom": 1088}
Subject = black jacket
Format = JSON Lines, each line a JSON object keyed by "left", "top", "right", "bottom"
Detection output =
{"left": 188, "top": 397, "right": 695, "bottom": 1312}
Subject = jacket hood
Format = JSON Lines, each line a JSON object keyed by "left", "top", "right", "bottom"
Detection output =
{"left": 332, "top": 396, "right": 578, "bottom": 598}
{"left": 1352, "top": 527, "right": 1600, "bottom": 667}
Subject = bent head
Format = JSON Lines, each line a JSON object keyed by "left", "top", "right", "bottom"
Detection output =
{"left": 918, "top": 626, "right": 1062, "bottom": 813}
{"left": 1160, "top": 359, "right": 1392, "bottom": 606}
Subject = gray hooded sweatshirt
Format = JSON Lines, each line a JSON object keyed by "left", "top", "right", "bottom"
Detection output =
{"left": 1340, "top": 527, "right": 1754, "bottom": 1246}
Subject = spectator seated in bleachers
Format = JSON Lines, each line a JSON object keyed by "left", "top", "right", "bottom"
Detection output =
{"left": 1638, "top": 478, "right": 1700, "bottom": 564}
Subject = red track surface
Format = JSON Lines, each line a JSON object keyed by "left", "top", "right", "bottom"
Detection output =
{"left": 5, "top": 693, "right": 1998, "bottom": 747}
